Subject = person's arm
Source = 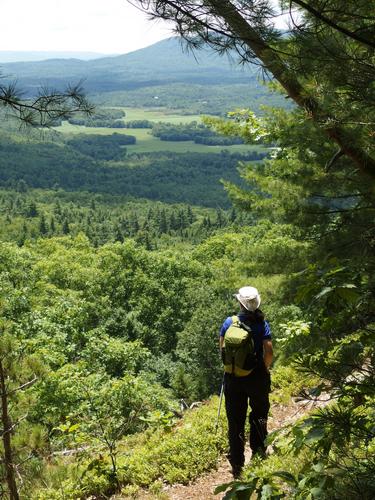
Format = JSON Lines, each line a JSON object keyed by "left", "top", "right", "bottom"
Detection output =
{"left": 219, "top": 317, "right": 232, "bottom": 350}
{"left": 219, "top": 335, "right": 224, "bottom": 350}
{"left": 263, "top": 339, "right": 273, "bottom": 372}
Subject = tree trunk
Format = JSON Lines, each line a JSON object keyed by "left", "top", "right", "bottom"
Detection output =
{"left": 208, "top": 0, "right": 375, "bottom": 179}
{"left": 0, "top": 361, "right": 19, "bottom": 500}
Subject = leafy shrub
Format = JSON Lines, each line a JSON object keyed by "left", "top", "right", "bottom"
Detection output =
{"left": 118, "top": 397, "right": 227, "bottom": 487}
{"left": 31, "top": 397, "right": 227, "bottom": 498}
{"left": 270, "top": 364, "right": 318, "bottom": 405}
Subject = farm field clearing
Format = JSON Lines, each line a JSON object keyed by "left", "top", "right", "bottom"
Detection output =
{"left": 119, "top": 106, "right": 203, "bottom": 124}
{"left": 57, "top": 107, "right": 266, "bottom": 154}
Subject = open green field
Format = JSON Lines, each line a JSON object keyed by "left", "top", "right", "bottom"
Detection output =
{"left": 120, "top": 107, "right": 203, "bottom": 124}
{"left": 58, "top": 107, "right": 265, "bottom": 154}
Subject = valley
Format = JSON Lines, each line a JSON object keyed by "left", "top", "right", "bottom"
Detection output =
{"left": 56, "top": 106, "right": 267, "bottom": 154}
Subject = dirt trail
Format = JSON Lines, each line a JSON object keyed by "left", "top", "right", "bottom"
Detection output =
{"left": 160, "top": 398, "right": 322, "bottom": 500}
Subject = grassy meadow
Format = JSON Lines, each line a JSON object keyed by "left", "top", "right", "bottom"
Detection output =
{"left": 120, "top": 107, "right": 203, "bottom": 123}
{"left": 57, "top": 107, "right": 266, "bottom": 154}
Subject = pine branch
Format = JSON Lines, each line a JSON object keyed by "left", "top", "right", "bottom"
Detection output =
{"left": 291, "top": 0, "right": 375, "bottom": 49}
{"left": 0, "top": 79, "right": 94, "bottom": 128}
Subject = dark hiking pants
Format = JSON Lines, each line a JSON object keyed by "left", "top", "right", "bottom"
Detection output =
{"left": 224, "top": 364, "right": 271, "bottom": 469}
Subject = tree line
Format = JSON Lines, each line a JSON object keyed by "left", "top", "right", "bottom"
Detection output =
{"left": 0, "top": 135, "right": 260, "bottom": 207}
{"left": 0, "top": 188, "right": 251, "bottom": 249}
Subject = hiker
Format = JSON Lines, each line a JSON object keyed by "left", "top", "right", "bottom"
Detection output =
{"left": 219, "top": 286, "right": 273, "bottom": 478}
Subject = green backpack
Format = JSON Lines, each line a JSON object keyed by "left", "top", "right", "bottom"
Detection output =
{"left": 222, "top": 316, "right": 257, "bottom": 377}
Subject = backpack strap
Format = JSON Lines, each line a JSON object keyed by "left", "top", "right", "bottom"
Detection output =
{"left": 231, "top": 315, "right": 240, "bottom": 327}
{"left": 238, "top": 320, "right": 252, "bottom": 334}
{"left": 230, "top": 316, "right": 238, "bottom": 375}
{"left": 230, "top": 315, "right": 252, "bottom": 333}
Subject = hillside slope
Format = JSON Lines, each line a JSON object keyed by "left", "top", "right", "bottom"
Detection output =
{"left": 1, "top": 37, "right": 255, "bottom": 94}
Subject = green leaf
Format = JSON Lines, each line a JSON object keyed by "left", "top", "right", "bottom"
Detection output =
{"left": 336, "top": 285, "right": 359, "bottom": 303}
{"left": 310, "top": 487, "right": 324, "bottom": 498}
{"left": 298, "top": 476, "right": 307, "bottom": 489}
{"left": 272, "top": 470, "right": 297, "bottom": 485}
{"left": 261, "top": 483, "right": 275, "bottom": 499}
{"left": 235, "top": 484, "right": 256, "bottom": 492}
{"left": 219, "top": 481, "right": 257, "bottom": 500}
{"left": 214, "top": 482, "right": 234, "bottom": 494}
{"left": 314, "top": 287, "right": 332, "bottom": 300}
{"left": 325, "top": 266, "right": 346, "bottom": 277}
{"left": 265, "top": 427, "right": 285, "bottom": 445}
{"left": 68, "top": 423, "right": 80, "bottom": 432}
{"left": 305, "top": 427, "right": 325, "bottom": 443}
{"left": 308, "top": 385, "right": 323, "bottom": 397}
{"left": 230, "top": 486, "right": 253, "bottom": 500}
{"left": 312, "top": 462, "right": 325, "bottom": 473}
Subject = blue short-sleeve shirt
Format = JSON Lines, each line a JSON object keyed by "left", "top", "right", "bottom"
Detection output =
{"left": 220, "top": 312, "right": 271, "bottom": 358}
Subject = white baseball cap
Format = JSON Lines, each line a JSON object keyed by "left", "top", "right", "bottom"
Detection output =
{"left": 234, "top": 286, "right": 261, "bottom": 311}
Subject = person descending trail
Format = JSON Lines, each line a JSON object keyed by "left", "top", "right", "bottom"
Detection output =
{"left": 219, "top": 286, "right": 273, "bottom": 479}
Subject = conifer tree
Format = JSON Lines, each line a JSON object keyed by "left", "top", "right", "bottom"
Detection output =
{"left": 128, "top": 0, "right": 375, "bottom": 178}
{"left": 169, "top": 212, "right": 178, "bottom": 231}
{"left": 17, "top": 222, "right": 28, "bottom": 247}
{"left": 130, "top": 213, "right": 139, "bottom": 234}
{"left": 187, "top": 205, "right": 194, "bottom": 224}
{"left": 215, "top": 209, "right": 225, "bottom": 228}
{"left": 114, "top": 226, "right": 124, "bottom": 243}
{"left": 158, "top": 209, "right": 168, "bottom": 234}
{"left": 62, "top": 219, "right": 70, "bottom": 234}
{"left": 178, "top": 209, "right": 187, "bottom": 229}
{"left": 25, "top": 201, "right": 38, "bottom": 218}
{"left": 53, "top": 201, "right": 62, "bottom": 217}
{"left": 38, "top": 214, "right": 48, "bottom": 236}
{"left": 49, "top": 217, "right": 56, "bottom": 234}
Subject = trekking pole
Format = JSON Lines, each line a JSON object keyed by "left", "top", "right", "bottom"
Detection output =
{"left": 215, "top": 373, "right": 225, "bottom": 433}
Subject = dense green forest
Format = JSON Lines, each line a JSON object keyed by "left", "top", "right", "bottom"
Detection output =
{"left": 0, "top": 188, "right": 254, "bottom": 248}
{"left": 0, "top": 132, "right": 265, "bottom": 207}
{"left": 1, "top": 1, "right": 374, "bottom": 499}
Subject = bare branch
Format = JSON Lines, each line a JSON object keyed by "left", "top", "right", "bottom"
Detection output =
{"left": 7, "top": 377, "right": 38, "bottom": 396}
{"left": 325, "top": 148, "right": 344, "bottom": 172}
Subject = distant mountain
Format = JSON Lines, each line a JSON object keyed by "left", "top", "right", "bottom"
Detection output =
{"left": 0, "top": 37, "right": 256, "bottom": 95}
{"left": 0, "top": 51, "right": 112, "bottom": 63}
{"left": 0, "top": 38, "right": 286, "bottom": 115}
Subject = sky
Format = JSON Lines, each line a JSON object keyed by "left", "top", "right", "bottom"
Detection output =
{"left": 0, "top": 0, "right": 173, "bottom": 55}
{"left": 0, "top": 0, "right": 291, "bottom": 57}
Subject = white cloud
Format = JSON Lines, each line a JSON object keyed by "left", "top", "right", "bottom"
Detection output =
{"left": 0, "top": 0, "right": 173, "bottom": 54}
